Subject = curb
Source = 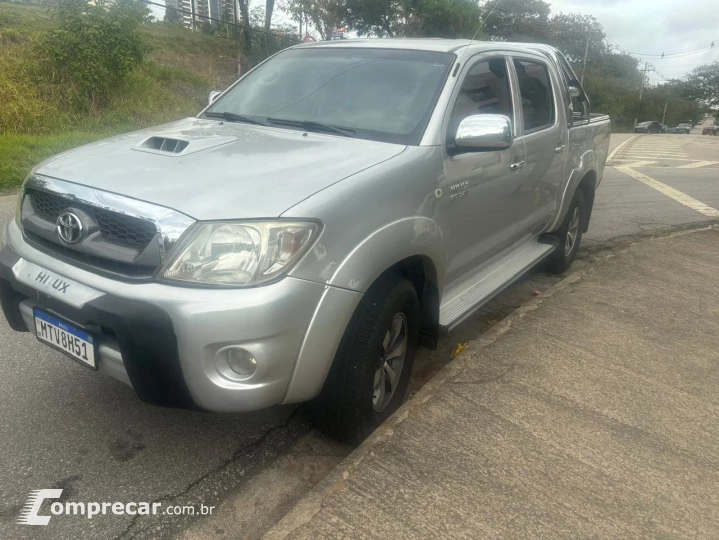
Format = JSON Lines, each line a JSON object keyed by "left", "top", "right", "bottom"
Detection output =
{"left": 263, "top": 223, "right": 719, "bottom": 539}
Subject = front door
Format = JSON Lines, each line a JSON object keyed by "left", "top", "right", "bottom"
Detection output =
{"left": 510, "top": 56, "right": 568, "bottom": 238}
{"left": 439, "top": 55, "right": 527, "bottom": 290}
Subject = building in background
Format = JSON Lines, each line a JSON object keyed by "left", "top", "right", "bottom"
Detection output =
{"left": 164, "top": 0, "right": 235, "bottom": 30}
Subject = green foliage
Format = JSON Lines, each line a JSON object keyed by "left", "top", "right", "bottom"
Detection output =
{"left": 548, "top": 13, "right": 605, "bottom": 63}
{"left": 35, "top": 0, "right": 148, "bottom": 111}
{"left": 0, "top": 2, "right": 241, "bottom": 189}
{"left": 343, "top": 0, "right": 480, "bottom": 38}
{"left": 1, "top": 131, "right": 115, "bottom": 192}
{"left": 481, "top": 0, "right": 550, "bottom": 42}
{"left": 678, "top": 62, "right": 719, "bottom": 107}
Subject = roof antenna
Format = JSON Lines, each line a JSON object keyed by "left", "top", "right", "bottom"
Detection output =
{"left": 455, "top": 0, "right": 505, "bottom": 71}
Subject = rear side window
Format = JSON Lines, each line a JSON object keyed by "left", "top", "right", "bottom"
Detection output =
{"left": 513, "top": 59, "right": 554, "bottom": 132}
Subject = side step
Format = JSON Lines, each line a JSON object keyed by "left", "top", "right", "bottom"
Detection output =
{"left": 439, "top": 239, "right": 556, "bottom": 331}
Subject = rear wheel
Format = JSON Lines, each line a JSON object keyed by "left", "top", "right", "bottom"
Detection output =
{"left": 545, "top": 189, "right": 585, "bottom": 274}
{"left": 311, "top": 274, "right": 420, "bottom": 446}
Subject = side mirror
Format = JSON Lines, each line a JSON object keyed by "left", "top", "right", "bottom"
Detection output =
{"left": 568, "top": 85, "right": 581, "bottom": 99}
{"left": 208, "top": 91, "right": 223, "bottom": 105}
{"left": 454, "top": 114, "right": 512, "bottom": 151}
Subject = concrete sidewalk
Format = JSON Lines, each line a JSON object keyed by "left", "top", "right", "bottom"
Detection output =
{"left": 267, "top": 226, "right": 719, "bottom": 539}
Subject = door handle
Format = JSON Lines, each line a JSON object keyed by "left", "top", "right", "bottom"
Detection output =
{"left": 555, "top": 144, "right": 566, "bottom": 153}
{"left": 510, "top": 160, "right": 525, "bottom": 171}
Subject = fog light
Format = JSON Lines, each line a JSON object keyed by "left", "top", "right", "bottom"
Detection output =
{"left": 224, "top": 347, "right": 257, "bottom": 379}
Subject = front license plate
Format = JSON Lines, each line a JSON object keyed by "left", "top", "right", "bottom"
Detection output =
{"left": 33, "top": 308, "right": 97, "bottom": 369}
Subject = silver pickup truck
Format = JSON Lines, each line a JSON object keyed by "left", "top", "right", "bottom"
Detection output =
{"left": 0, "top": 39, "right": 609, "bottom": 444}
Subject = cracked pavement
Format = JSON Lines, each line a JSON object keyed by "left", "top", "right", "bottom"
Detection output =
{"left": 0, "top": 132, "right": 717, "bottom": 539}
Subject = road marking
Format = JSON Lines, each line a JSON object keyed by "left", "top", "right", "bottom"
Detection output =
{"left": 677, "top": 161, "right": 719, "bottom": 169}
{"left": 621, "top": 153, "right": 688, "bottom": 157}
{"left": 616, "top": 165, "right": 719, "bottom": 218}
{"left": 619, "top": 161, "right": 657, "bottom": 167}
{"left": 614, "top": 156, "right": 699, "bottom": 161}
{"left": 624, "top": 148, "right": 685, "bottom": 152}
{"left": 607, "top": 135, "right": 638, "bottom": 163}
{"left": 632, "top": 142, "right": 682, "bottom": 148}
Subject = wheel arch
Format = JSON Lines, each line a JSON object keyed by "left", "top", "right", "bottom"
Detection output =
{"left": 576, "top": 169, "right": 597, "bottom": 233}
{"left": 282, "top": 218, "right": 445, "bottom": 405}
{"left": 548, "top": 163, "right": 598, "bottom": 234}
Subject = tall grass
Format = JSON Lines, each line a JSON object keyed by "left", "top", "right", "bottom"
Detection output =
{"left": 0, "top": 2, "right": 241, "bottom": 192}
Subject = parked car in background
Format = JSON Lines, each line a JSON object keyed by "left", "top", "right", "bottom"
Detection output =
{"left": 702, "top": 126, "right": 716, "bottom": 135}
{"left": 634, "top": 121, "right": 663, "bottom": 133}
{"left": 0, "top": 40, "right": 610, "bottom": 445}
{"left": 675, "top": 123, "right": 692, "bottom": 134}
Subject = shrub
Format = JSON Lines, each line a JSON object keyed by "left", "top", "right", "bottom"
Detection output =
{"left": 35, "top": 0, "right": 148, "bottom": 112}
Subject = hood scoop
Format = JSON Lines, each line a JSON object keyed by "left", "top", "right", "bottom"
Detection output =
{"left": 141, "top": 136, "right": 189, "bottom": 154}
{"left": 133, "top": 133, "right": 238, "bottom": 156}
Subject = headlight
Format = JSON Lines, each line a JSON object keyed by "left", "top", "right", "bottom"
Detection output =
{"left": 14, "top": 191, "right": 23, "bottom": 228}
{"left": 160, "top": 220, "right": 321, "bottom": 287}
{"left": 16, "top": 170, "right": 38, "bottom": 228}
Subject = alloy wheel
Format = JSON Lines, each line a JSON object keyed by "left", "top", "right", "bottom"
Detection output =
{"left": 565, "top": 206, "right": 580, "bottom": 256}
{"left": 372, "top": 313, "right": 408, "bottom": 412}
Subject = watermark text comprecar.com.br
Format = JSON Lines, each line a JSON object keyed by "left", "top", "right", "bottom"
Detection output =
{"left": 18, "top": 489, "right": 215, "bottom": 526}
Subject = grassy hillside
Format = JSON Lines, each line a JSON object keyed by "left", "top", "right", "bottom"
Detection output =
{"left": 0, "top": 1, "right": 241, "bottom": 192}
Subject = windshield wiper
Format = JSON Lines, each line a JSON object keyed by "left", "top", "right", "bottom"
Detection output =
{"left": 204, "top": 111, "right": 269, "bottom": 126}
{"left": 266, "top": 118, "right": 357, "bottom": 138}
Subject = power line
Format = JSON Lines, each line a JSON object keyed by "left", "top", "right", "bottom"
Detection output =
{"left": 604, "top": 36, "right": 716, "bottom": 59}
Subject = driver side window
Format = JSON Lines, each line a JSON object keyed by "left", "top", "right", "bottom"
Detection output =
{"left": 448, "top": 58, "right": 513, "bottom": 139}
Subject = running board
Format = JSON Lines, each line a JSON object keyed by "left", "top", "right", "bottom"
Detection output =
{"left": 439, "top": 239, "right": 556, "bottom": 331}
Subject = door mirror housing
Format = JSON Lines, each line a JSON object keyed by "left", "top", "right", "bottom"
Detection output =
{"left": 454, "top": 114, "right": 513, "bottom": 151}
{"left": 208, "top": 91, "right": 223, "bottom": 105}
{"left": 568, "top": 85, "right": 581, "bottom": 99}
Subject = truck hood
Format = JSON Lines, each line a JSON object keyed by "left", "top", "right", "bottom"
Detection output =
{"left": 36, "top": 117, "right": 406, "bottom": 220}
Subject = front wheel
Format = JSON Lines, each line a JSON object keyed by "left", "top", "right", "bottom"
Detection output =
{"left": 545, "top": 189, "right": 585, "bottom": 274}
{"left": 311, "top": 274, "right": 420, "bottom": 446}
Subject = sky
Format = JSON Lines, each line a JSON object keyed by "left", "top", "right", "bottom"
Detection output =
{"left": 548, "top": 0, "right": 719, "bottom": 83}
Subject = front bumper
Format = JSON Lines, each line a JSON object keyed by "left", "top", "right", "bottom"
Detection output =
{"left": 0, "top": 220, "right": 358, "bottom": 412}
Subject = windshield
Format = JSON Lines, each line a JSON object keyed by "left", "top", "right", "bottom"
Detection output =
{"left": 205, "top": 47, "right": 454, "bottom": 145}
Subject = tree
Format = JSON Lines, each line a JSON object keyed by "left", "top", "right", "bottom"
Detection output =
{"left": 679, "top": 62, "right": 719, "bottom": 107}
{"left": 548, "top": 13, "right": 605, "bottom": 63}
{"left": 265, "top": 0, "right": 276, "bottom": 31}
{"left": 288, "top": 0, "right": 345, "bottom": 41}
{"left": 36, "top": 0, "right": 147, "bottom": 111}
{"left": 238, "top": 0, "right": 252, "bottom": 50}
{"left": 480, "top": 0, "right": 551, "bottom": 42}
{"left": 345, "top": 0, "right": 481, "bottom": 38}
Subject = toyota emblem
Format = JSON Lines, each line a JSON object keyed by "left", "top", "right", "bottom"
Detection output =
{"left": 56, "top": 211, "right": 83, "bottom": 244}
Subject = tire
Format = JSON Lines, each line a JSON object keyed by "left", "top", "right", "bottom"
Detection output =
{"left": 545, "top": 189, "right": 586, "bottom": 274}
{"left": 311, "top": 274, "right": 420, "bottom": 446}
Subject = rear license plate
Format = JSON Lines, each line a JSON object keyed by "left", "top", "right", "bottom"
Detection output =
{"left": 33, "top": 308, "right": 97, "bottom": 369}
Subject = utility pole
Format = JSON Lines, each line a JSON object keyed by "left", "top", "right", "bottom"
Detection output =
{"left": 580, "top": 35, "right": 590, "bottom": 86}
{"left": 662, "top": 100, "right": 668, "bottom": 125}
{"left": 634, "top": 61, "right": 650, "bottom": 128}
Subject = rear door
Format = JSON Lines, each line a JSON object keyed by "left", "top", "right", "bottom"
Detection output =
{"left": 509, "top": 56, "right": 568, "bottom": 239}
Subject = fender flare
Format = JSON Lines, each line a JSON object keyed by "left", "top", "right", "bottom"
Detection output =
{"left": 547, "top": 149, "right": 596, "bottom": 233}
{"left": 282, "top": 217, "right": 446, "bottom": 404}
{"left": 327, "top": 216, "right": 446, "bottom": 292}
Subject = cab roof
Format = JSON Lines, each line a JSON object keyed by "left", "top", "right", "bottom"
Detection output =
{"left": 292, "top": 38, "right": 562, "bottom": 57}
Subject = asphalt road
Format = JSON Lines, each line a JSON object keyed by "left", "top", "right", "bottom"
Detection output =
{"left": 0, "top": 129, "right": 717, "bottom": 539}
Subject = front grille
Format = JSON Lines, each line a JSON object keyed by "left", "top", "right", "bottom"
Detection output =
{"left": 24, "top": 231, "right": 157, "bottom": 280}
{"left": 28, "top": 189, "right": 158, "bottom": 248}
